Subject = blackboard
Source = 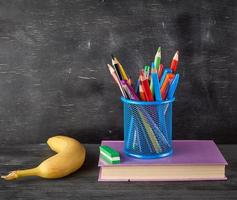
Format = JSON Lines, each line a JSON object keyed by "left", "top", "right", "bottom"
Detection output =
{"left": 0, "top": 0, "right": 236, "bottom": 144}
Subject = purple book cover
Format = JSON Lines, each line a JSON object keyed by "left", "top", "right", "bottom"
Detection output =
{"left": 99, "top": 140, "right": 227, "bottom": 166}
{"left": 98, "top": 140, "right": 227, "bottom": 181}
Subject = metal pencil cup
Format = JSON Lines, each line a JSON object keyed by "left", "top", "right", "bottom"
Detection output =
{"left": 121, "top": 97, "right": 175, "bottom": 159}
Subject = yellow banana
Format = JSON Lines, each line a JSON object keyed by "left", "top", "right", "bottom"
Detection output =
{"left": 1, "top": 135, "right": 86, "bottom": 180}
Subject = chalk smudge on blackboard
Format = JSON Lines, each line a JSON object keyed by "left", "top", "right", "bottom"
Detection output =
{"left": 78, "top": 76, "right": 96, "bottom": 80}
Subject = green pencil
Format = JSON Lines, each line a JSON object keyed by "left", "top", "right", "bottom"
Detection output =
{"left": 154, "top": 47, "right": 161, "bottom": 71}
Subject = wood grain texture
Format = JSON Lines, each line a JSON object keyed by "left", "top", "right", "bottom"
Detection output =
{"left": 0, "top": 0, "right": 236, "bottom": 144}
{"left": 0, "top": 144, "right": 236, "bottom": 200}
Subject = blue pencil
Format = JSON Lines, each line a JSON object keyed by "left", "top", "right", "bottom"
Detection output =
{"left": 135, "top": 77, "right": 140, "bottom": 94}
{"left": 167, "top": 74, "right": 180, "bottom": 99}
{"left": 151, "top": 65, "right": 162, "bottom": 101}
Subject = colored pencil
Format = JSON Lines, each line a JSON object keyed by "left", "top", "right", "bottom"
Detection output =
{"left": 154, "top": 47, "right": 161, "bottom": 71}
{"left": 158, "top": 64, "right": 164, "bottom": 80}
{"left": 107, "top": 64, "right": 127, "bottom": 98}
{"left": 123, "top": 80, "right": 139, "bottom": 100}
{"left": 160, "top": 68, "right": 172, "bottom": 87}
{"left": 112, "top": 56, "right": 129, "bottom": 81}
{"left": 151, "top": 66, "right": 162, "bottom": 101}
{"left": 149, "top": 62, "right": 154, "bottom": 95}
{"left": 167, "top": 74, "right": 180, "bottom": 99}
{"left": 140, "top": 71, "right": 154, "bottom": 101}
{"left": 144, "top": 65, "right": 150, "bottom": 79}
{"left": 128, "top": 76, "right": 132, "bottom": 86}
{"left": 135, "top": 76, "right": 140, "bottom": 94}
{"left": 160, "top": 73, "right": 175, "bottom": 100}
{"left": 111, "top": 57, "right": 123, "bottom": 80}
{"left": 170, "top": 51, "right": 179, "bottom": 73}
{"left": 121, "top": 80, "right": 139, "bottom": 100}
{"left": 139, "top": 84, "right": 146, "bottom": 101}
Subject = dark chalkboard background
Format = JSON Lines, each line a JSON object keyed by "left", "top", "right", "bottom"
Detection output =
{"left": 0, "top": 0, "right": 236, "bottom": 144}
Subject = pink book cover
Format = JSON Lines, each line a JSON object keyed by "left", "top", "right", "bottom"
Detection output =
{"left": 98, "top": 140, "right": 228, "bottom": 181}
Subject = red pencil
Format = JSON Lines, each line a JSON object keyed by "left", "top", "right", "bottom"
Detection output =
{"left": 158, "top": 64, "right": 164, "bottom": 80}
{"left": 140, "top": 71, "right": 154, "bottom": 101}
{"left": 170, "top": 51, "right": 179, "bottom": 73}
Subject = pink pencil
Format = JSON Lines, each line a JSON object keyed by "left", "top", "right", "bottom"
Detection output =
{"left": 107, "top": 64, "right": 127, "bottom": 98}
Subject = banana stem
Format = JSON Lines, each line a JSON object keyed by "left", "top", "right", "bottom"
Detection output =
{"left": 1, "top": 167, "right": 39, "bottom": 180}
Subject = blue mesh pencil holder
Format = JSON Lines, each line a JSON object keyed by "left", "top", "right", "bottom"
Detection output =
{"left": 121, "top": 97, "right": 175, "bottom": 159}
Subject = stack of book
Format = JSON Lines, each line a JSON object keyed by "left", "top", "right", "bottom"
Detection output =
{"left": 98, "top": 140, "right": 227, "bottom": 181}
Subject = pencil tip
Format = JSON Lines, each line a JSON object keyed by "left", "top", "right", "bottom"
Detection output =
{"left": 107, "top": 64, "right": 115, "bottom": 74}
{"left": 111, "top": 54, "right": 115, "bottom": 60}
{"left": 174, "top": 51, "right": 179, "bottom": 59}
{"left": 155, "top": 47, "right": 161, "bottom": 57}
{"left": 107, "top": 64, "right": 113, "bottom": 68}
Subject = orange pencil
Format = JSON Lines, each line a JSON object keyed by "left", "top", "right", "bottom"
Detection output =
{"left": 160, "top": 73, "right": 175, "bottom": 100}
{"left": 128, "top": 76, "right": 133, "bottom": 86}
{"left": 170, "top": 51, "right": 179, "bottom": 73}
{"left": 139, "top": 84, "right": 146, "bottom": 101}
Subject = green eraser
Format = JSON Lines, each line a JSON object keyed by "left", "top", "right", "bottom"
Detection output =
{"left": 99, "top": 145, "right": 120, "bottom": 164}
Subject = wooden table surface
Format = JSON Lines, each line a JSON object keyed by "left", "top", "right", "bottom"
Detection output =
{"left": 0, "top": 144, "right": 236, "bottom": 200}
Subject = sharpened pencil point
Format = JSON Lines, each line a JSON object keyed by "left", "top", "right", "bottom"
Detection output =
{"left": 155, "top": 47, "right": 161, "bottom": 58}
{"left": 111, "top": 54, "right": 115, "bottom": 60}
{"left": 173, "top": 51, "right": 179, "bottom": 60}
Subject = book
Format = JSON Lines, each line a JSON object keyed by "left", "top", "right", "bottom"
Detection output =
{"left": 98, "top": 140, "right": 227, "bottom": 181}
